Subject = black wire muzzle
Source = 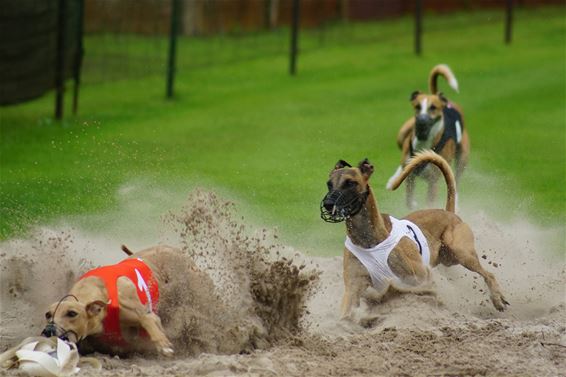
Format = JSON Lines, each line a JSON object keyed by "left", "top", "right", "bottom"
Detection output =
{"left": 320, "top": 189, "right": 369, "bottom": 223}
{"left": 41, "top": 294, "right": 81, "bottom": 343}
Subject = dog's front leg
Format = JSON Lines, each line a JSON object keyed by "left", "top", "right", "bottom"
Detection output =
{"left": 388, "top": 240, "right": 432, "bottom": 286}
{"left": 137, "top": 312, "right": 174, "bottom": 356}
{"left": 341, "top": 250, "right": 370, "bottom": 320}
{"left": 117, "top": 278, "right": 174, "bottom": 356}
{"left": 341, "top": 282, "right": 366, "bottom": 320}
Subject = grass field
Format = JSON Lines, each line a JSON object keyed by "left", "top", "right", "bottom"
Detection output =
{"left": 1, "top": 6, "right": 564, "bottom": 255}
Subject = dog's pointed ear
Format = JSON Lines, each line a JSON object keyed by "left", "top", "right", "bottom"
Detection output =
{"left": 334, "top": 159, "right": 352, "bottom": 170}
{"left": 410, "top": 90, "right": 421, "bottom": 101}
{"left": 86, "top": 300, "right": 107, "bottom": 318}
{"left": 438, "top": 92, "right": 448, "bottom": 104}
{"left": 358, "top": 158, "right": 374, "bottom": 179}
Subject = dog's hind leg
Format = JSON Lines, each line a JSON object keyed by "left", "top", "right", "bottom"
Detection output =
{"left": 455, "top": 132, "right": 469, "bottom": 184}
{"left": 406, "top": 174, "right": 417, "bottom": 210}
{"left": 443, "top": 222, "right": 509, "bottom": 312}
{"left": 427, "top": 179, "right": 439, "bottom": 208}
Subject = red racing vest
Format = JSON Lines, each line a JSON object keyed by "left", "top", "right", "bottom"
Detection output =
{"left": 80, "top": 258, "right": 159, "bottom": 346}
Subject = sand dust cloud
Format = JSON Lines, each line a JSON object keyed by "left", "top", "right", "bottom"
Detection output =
{"left": 0, "top": 186, "right": 564, "bottom": 376}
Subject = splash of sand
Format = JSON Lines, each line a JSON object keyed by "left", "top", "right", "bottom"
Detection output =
{"left": 0, "top": 189, "right": 319, "bottom": 356}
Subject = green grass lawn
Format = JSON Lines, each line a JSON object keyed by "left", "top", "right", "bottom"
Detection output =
{"left": 1, "top": 6, "right": 564, "bottom": 255}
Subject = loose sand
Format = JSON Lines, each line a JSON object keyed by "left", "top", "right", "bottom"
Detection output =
{"left": 1, "top": 190, "right": 564, "bottom": 376}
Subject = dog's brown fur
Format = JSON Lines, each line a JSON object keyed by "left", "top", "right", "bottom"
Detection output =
{"left": 389, "top": 64, "right": 470, "bottom": 209}
{"left": 329, "top": 151, "right": 508, "bottom": 319}
{"left": 43, "top": 245, "right": 206, "bottom": 356}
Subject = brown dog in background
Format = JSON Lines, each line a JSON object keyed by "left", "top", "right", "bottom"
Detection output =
{"left": 321, "top": 151, "right": 508, "bottom": 319}
{"left": 387, "top": 64, "right": 470, "bottom": 210}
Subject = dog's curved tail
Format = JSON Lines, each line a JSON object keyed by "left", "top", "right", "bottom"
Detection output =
{"left": 429, "top": 64, "right": 459, "bottom": 95}
{"left": 121, "top": 244, "right": 134, "bottom": 256}
{"left": 387, "top": 150, "right": 457, "bottom": 213}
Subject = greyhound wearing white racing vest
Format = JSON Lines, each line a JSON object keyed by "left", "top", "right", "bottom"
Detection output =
{"left": 321, "top": 151, "right": 508, "bottom": 319}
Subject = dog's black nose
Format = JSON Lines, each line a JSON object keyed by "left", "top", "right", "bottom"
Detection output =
{"left": 41, "top": 324, "right": 57, "bottom": 337}
{"left": 415, "top": 114, "right": 431, "bottom": 126}
{"left": 323, "top": 201, "right": 335, "bottom": 212}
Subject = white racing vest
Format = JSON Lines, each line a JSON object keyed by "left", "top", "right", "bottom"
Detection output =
{"left": 345, "top": 216, "right": 430, "bottom": 291}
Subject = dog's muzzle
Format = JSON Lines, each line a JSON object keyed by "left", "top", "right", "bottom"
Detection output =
{"left": 320, "top": 190, "right": 368, "bottom": 223}
{"left": 41, "top": 324, "right": 58, "bottom": 338}
{"left": 41, "top": 323, "right": 76, "bottom": 342}
{"left": 415, "top": 114, "right": 437, "bottom": 140}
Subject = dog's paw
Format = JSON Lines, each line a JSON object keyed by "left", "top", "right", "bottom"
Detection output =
{"left": 160, "top": 347, "right": 174, "bottom": 357}
{"left": 492, "top": 294, "right": 510, "bottom": 312}
{"left": 156, "top": 338, "right": 174, "bottom": 357}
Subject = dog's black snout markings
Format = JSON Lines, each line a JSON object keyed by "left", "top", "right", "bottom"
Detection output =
{"left": 322, "top": 190, "right": 342, "bottom": 210}
{"left": 322, "top": 198, "right": 335, "bottom": 212}
{"left": 416, "top": 114, "right": 431, "bottom": 124}
{"left": 41, "top": 324, "right": 57, "bottom": 337}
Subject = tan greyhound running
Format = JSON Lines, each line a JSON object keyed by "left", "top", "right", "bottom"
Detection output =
{"left": 388, "top": 64, "right": 470, "bottom": 210}
{"left": 41, "top": 245, "right": 211, "bottom": 356}
{"left": 321, "top": 150, "right": 508, "bottom": 319}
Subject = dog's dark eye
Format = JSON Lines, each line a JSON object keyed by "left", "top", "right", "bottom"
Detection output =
{"left": 343, "top": 180, "right": 357, "bottom": 188}
{"left": 66, "top": 311, "right": 78, "bottom": 318}
{"left": 429, "top": 105, "right": 437, "bottom": 111}
{"left": 45, "top": 312, "right": 52, "bottom": 320}
{"left": 415, "top": 105, "right": 422, "bottom": 111}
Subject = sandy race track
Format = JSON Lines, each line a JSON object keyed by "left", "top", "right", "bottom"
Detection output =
{"left": 1, "top": 190, "right": 564, "bottom": 376}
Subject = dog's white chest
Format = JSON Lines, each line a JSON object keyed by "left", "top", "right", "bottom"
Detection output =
{"left": 411, "top": 120, "right": 444, "bottom": 153}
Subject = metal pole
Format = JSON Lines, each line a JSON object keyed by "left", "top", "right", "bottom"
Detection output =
{"left": 55, "top": 0, "right": 67, "bottom": 119}
{"left": 505, "top": 0, "right": 513, "bottom": 44}
{"left": 166, "top": 0, "right": 181, "bottom": 99}
{"left": 73, "top": 0, "right": 85, "bottom": 115}
{"left": 289, "top": 0, "right": 300, "bottom": 75}
{"left": 414, "top": 0, "right": 422, "bottom": 56}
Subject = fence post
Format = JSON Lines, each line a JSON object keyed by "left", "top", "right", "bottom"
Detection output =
{"left": 55, "top": 0, "right": 67, "bottom": 120}
{"left": 414, "top": 0, "right": 422, "bottom": 56}
{"left": 504, "top": 0, "right": 513, "bottom": 44}
{"left": 73, "top": 0, "right": 85, "bottom": 115}
{"left": 166, "top": 0, "right": 181, "bottom": 99}
{"left": 289, "top": 0, "right": 300, "bottom": 75}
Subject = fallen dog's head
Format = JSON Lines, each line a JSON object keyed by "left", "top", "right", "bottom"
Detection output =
{"left": 42, "top": 295, "right": 105, "bottom": 344}
{"left": 320, "top": 158, "right": 374, "bottom": 223}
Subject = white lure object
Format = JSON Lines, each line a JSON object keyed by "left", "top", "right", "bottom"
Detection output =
{"left": 16, "top": 338, "right": 80, "bottom": 377}
{"left": 0, "top": 336, "right": 100, "bottom": 377}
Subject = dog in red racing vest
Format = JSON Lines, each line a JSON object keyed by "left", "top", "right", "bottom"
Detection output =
{"left": 41, "top": 245, "right": 202, "bottom": 356}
